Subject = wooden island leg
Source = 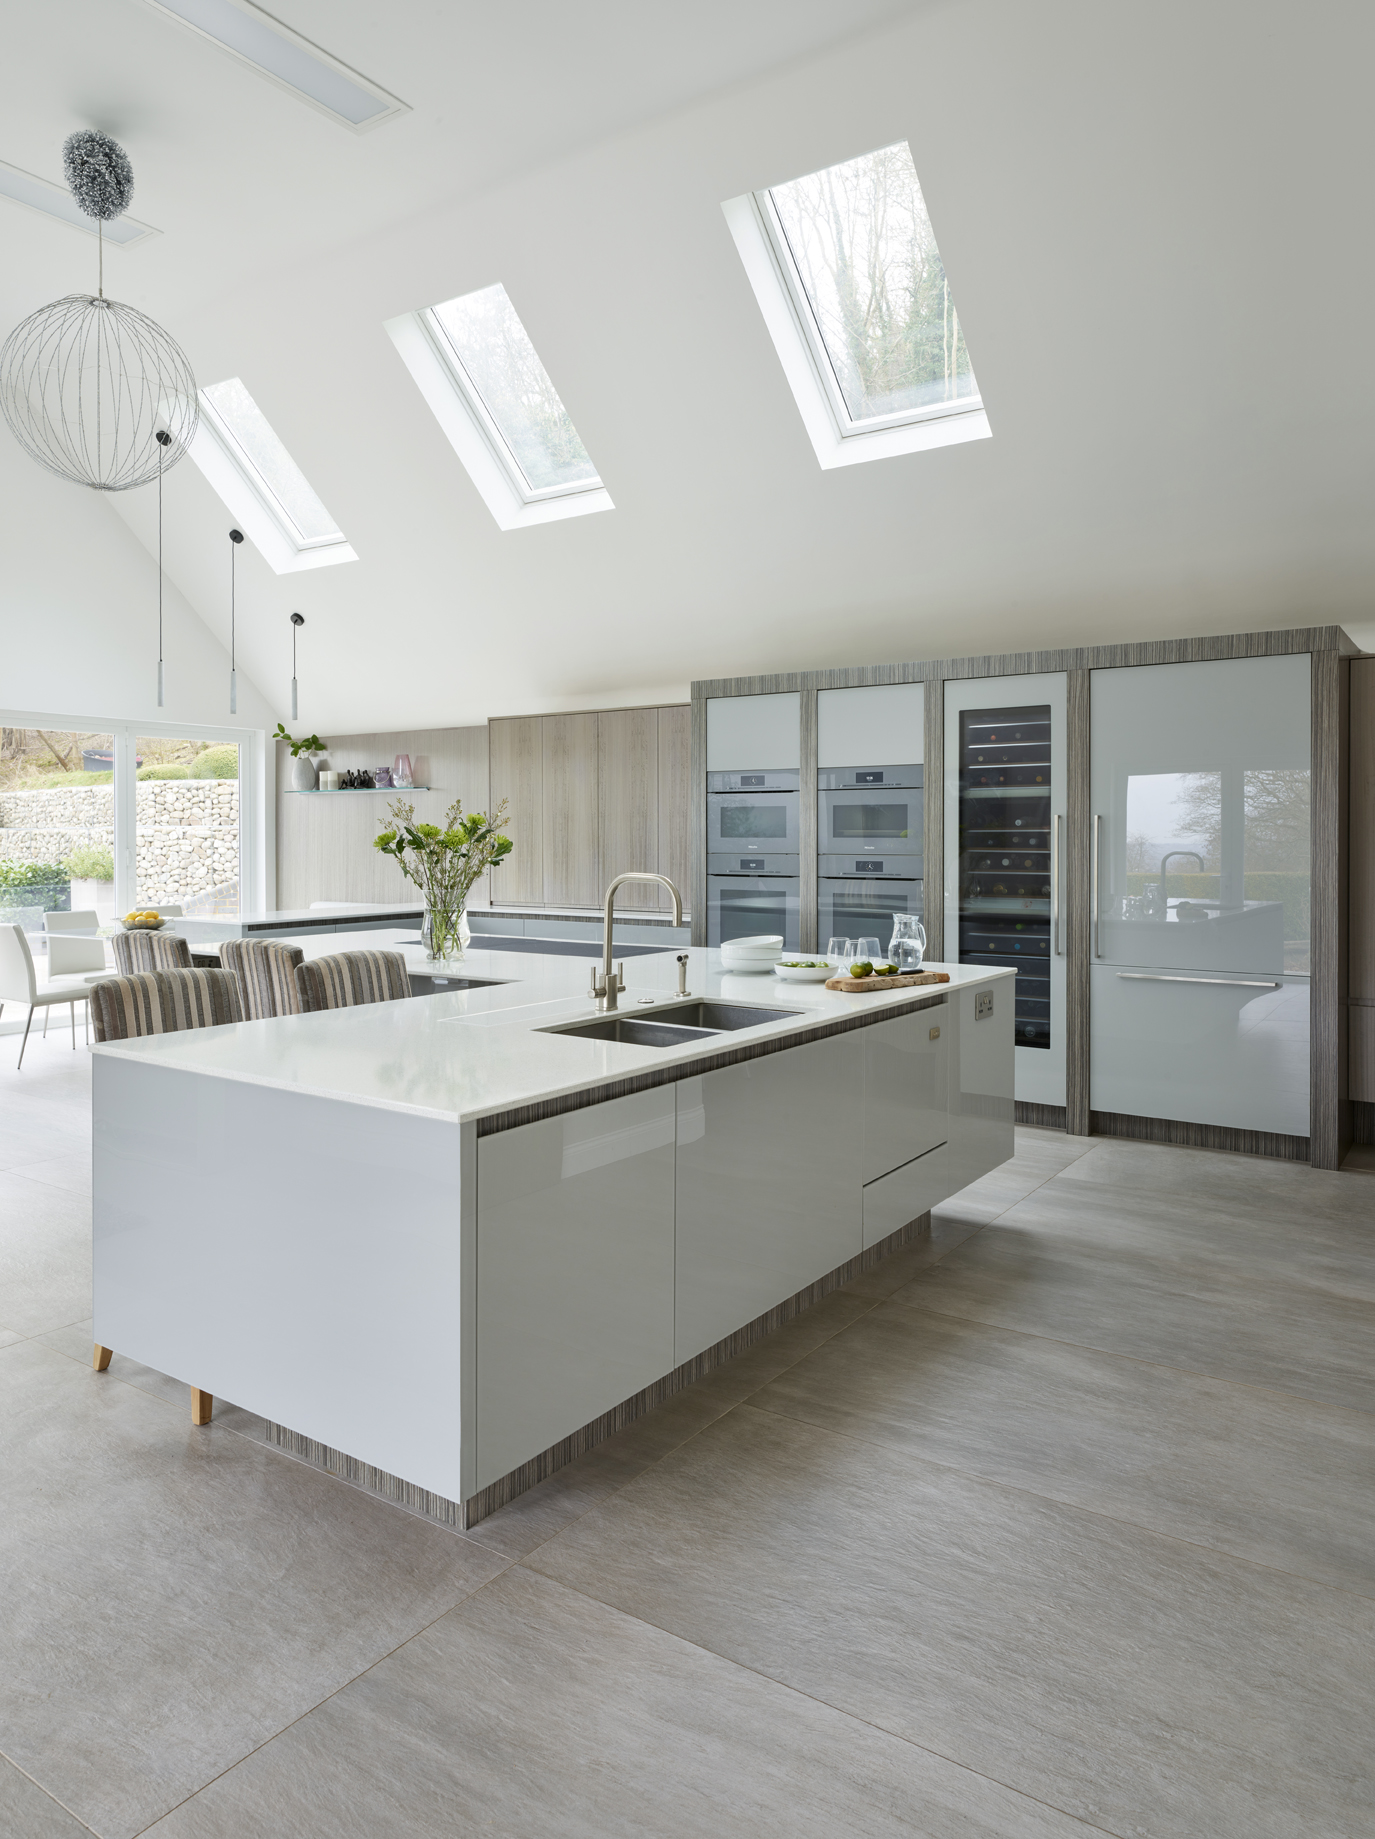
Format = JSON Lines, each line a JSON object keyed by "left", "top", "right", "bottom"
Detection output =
{"left": 191, "top": 1388, "right": 213, "bottom": 1426}
{"left": 93, "top": 1345, "right": 113, "bottom": 1371}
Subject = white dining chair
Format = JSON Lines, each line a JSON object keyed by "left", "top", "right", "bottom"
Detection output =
{"left": 43, "top": 910, "right": 101, "bottom": 934}
{"left": 0, "top": 924, "right": 92, "bottom": 1067}
{"left": 42, "top": 935, "right": 108, "bottom": 1047}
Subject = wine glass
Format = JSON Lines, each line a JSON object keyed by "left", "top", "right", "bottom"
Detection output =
{"left": 855, "top": 936, "right": 882, "bottom": 965}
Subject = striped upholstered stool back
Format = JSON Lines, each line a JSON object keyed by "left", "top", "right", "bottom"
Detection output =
{"left": 110, "top": 929, "right": 193, "bottom": 976}
{"left": 221, "top": 938, "right": 304, "bottom": 1019}
{"left": 294, "top": 949, "right": 410, "bottom": 1013}
{"left": 89, "top": 968, "right": 244, "bottom": 1042}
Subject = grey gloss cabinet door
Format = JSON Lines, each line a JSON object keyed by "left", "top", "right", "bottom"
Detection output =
{"left": 674, "top": 1034, "right": 862, "bottom": 1364}
{"left": 475, "top": 1090, "right": 676, "bottom": 1491}
{"left": 861, "top": 1003, "right": 949, "bottom": 1182}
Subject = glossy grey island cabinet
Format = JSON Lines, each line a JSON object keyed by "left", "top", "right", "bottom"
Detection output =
{"left": 91, "top": 948, "right": 1013, "bottom": 1531}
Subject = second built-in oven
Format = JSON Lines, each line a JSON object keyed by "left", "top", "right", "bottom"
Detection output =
{"left": 818, "top": 765, "right": 923, "bottom": 861}
{"left": 707, "top": 875, "right": 800, "bottom": 949}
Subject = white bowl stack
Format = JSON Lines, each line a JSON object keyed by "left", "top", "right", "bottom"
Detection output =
{"left": 718, "top": 934, "right": 784, "bottom": 974}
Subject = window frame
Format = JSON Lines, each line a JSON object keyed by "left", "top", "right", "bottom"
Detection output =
{"left": 0, "top": 707, "right": 268, "bottom": 923}
{"left": 189, "top": 385, "right": 358, "bottom": 575}
{"left": 385, "top": 300, "right": 614, "bottom": 532}
{"left": 723, "top": 175, "right": 992, "bottom": 470}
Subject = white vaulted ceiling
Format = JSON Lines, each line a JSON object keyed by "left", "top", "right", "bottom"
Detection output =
{"left": 2, "top": 0, "right": 1373, "bottom": 731}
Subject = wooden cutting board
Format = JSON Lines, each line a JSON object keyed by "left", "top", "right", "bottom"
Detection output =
{"left": 824, "top": 970, "right": 951, "bottom": 992}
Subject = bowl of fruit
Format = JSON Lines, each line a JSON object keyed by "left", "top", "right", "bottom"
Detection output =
{"left": 121, "top": 910, "right": 167, "bottom": 930}
{"left": 772, "top": 957, "right": 835, "bottom": 983}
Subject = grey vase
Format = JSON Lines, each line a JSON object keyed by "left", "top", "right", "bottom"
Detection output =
{"left": 291, "top": 754, "right": 318, "bottom": 792}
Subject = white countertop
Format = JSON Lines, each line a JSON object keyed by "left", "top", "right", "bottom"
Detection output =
{"left": 91, "top": 935, "right": 1014, "bottom": 1124}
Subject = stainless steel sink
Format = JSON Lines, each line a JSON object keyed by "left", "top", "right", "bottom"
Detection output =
{"left": 544, "top": 1015, "right": 721, "bottom": 1048}
{"left": 642, "top": 999, "right": 802, "bottom": 1030}
{"left": 540, "top": 997, "right": 801, "bottom": 1048}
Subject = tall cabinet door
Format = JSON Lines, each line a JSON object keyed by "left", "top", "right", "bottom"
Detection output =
{"left": 1089, "top": 654, "right": 1311, "bottom": 1138}
{"left": 542, "top": 714, "right": 601, "bottom": 908}
{"left": 943, "top": 673, "right": 1068, "bottom": 1109}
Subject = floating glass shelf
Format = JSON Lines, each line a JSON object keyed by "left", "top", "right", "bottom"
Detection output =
{"left": 285, "top": 787, "right": 431, "bottom": 794}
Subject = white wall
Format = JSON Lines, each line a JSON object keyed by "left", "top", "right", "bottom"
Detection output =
{"left": 0, "top": 435, "right": 278, "bottom": 905}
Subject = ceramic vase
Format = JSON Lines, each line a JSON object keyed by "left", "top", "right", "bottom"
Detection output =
{"left": 292, "top": 754, "right": 318, "bottom": 792}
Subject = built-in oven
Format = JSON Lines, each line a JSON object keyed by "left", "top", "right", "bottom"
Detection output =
{"left": 818, "top": 866, "right": 922, "bottom": 952}
{"left": 707, "top": 874, "right": 800, "bottom": 949}
{"left": 707, "top": 770, "right": 801, "bottom": 855}
{"left": 818, "top": 766, "right": 922, "bottom": 861}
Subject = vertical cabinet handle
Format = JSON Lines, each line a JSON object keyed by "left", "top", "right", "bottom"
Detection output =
{"left": 1092, "top": 813, "right": 1103, "bottom": 958}
{"left": 1052, "top": 813, "right": 1063, "bottom": 955}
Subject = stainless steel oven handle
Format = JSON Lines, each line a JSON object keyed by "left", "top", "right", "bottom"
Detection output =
{"left": 1117, "top": 973, "right": 1281, "bottom": 989}
{"left": 1052, "top": 813, "right": 1063, "bottom": 956}
{"left": 1092, "top": 814, "right": 1103, "bottom": 958}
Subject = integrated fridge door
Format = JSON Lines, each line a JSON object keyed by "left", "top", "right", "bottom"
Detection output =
{"left": 1089, "top": 654, "right": 1311, "bottom": 1135}
{"left": 944, "top": 673, "right": 1067, "bottom": 1109}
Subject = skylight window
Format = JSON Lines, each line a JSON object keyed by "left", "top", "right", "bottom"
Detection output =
{"left": 724, "top": 142, "right": 991, "bottom": 469}
{"left": 189, "top": 378, "right": 357, "bottom": 573}
{"left": 385, "top": 284, "right": 613, "bottom": 531}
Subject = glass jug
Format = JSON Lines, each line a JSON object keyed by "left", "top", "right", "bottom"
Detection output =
{"left": 888, "top": 913, "right": 926, "bottom": 971}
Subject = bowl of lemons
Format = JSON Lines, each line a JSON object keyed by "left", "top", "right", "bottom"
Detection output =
{"left": 121, "top": 910, "right": 167, "bottom": 930}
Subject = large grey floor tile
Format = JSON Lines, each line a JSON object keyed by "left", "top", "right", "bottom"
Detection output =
{"left": 0, "top": 1172, "right": 92, "bottom": 1336}
{"left": 0, "top": 1756, "right": 89, "bottom": 1839}
{"left": 0, "top": 1116, "right": 92, "bottom": 1172}
{"left": 1009, "top": 1171, "right": 1375, "bottom": 1300}
{"left": 0, "top": 1341, "right": 508, "bottom": 1839}
{"left": 750, "top": 1303, "right": 1375, "bottom": 1593}
{"left": 9, "top": 1153, "right": 92, "bottom": 1197}
{"left": 468, "top": 1287, "right": 877, "bottom": 1558}
{"left": 143, "top": 1565, "right": 1101, "bottom": 1839}
{"left": 39, "top": 1318, "right": 196, "bottom": 1410}
{"left": 889, "top": 1212, "right": 1375, "bottom": 1412}
{"left": 1061, "top": 1137, "right": 1375, "bottom": 1230}
{"left": 527, "top": 1406, "right": 1375, "bottom": 1839}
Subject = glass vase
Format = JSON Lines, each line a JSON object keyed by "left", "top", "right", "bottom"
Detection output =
{"left": 421, "top": 901, "right": 464, "bottom": 962}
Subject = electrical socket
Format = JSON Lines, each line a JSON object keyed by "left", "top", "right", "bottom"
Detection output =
{"left": 975, "top": 991, "right": 994, "bottom": 1020}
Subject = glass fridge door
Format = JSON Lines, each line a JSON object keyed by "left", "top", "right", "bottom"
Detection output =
{"left": 944, "top": 673, "right": 1067, "bottom": 1108}
{"left": 1089, "top": 654, "right": 1311, "bottom": 1136}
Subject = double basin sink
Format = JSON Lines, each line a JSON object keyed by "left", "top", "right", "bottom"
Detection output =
{"left": 540, "top": 998, "right": 801, "bottom": 1049}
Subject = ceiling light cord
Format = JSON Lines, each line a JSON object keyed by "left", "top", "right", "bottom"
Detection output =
{"left": 290, "top": 612, "right": 304, "bottom": 722}
{"left": 228, "top": 529, "right": 244, "bottom": 715}
{"left": 155, "top": 429, "right": 171, "bottom": 705}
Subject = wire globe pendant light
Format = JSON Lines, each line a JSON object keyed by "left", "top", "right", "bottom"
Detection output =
{"left": 0, "top": 131, "right": 198, "bottom": 492}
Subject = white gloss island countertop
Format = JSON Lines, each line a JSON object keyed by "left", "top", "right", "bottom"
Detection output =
{"left": 90, "top": 937, "right": 1015, "bottom": 1125}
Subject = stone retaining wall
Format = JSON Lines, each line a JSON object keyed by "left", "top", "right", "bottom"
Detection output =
{"left": 0, "top": 781, "right": 239, "bottom": 905}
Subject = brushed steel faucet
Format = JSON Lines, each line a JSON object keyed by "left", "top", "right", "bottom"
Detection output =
{"left": 594, "top": 873, "right": 684, "bottom": 1011}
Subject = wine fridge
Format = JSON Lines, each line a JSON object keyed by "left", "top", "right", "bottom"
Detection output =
{"left": 944, "top": 674, "right": 1067, "bottom": 1108}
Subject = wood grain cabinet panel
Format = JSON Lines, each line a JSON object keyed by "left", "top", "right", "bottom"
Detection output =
{"left": 542, "top": 713, "right": 601, "bottom": 908}
{"left": 1352, "top": 660, "right": 1375, "bottom": 1005}
{"left": 598, "top": 709, "right": 659, "bottom": 908}
{"left": 657, "top": 704, "right": 692, "bottom": 913}
{"left": 488, "top": 717, "right": 544, "bottom": 905}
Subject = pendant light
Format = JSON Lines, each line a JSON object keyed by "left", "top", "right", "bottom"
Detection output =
{"left": 0, "top": 133, "right": 198, "bottom": 491}
{"left": 290, "top": 612, "right": 305, "bottom": 720}
{"left": 228, "top": 528, "right": 244, "bottom": 713}
{"left": 155, "top": 428, "right": 171, "bottom": 705}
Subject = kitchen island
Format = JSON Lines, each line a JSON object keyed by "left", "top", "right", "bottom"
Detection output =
{"left": 90, "top": 946, "right": 1015, "bottom": 1527}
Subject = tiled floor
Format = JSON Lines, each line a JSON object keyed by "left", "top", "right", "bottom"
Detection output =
{"left": 2, "top": 1031, "right": 1372, "bottom": 1838}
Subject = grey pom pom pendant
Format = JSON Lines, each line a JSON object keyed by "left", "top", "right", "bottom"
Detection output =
{"left": 62, "top": 130, "right": 134, "bottom": 222}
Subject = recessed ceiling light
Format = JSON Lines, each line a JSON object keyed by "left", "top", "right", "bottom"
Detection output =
{"left": 142, "top": 0, "right": 408, "bottom": 133}
{"left": 0, "top": 158, "right": 158, "bottom": 245}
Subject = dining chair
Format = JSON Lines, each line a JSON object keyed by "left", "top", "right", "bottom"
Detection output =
{"left": 46, "top": 934, "right": 109, "bottom": 982}
{"left": 110, "top": 929, "right": 193, "bottom": 975}
{"left": 295, "top": 949, "right": 411, "bottom": 1012}
{"left": 221, "top": 937, "right": 304, "bottom": 1019}
{"left": 0, "top": 924, "right": 93, "bottom": 1067}
{"left": 43, "top": 910, "right": 101, "bottom": 933}
{"left": 88, "top": 965, "right": 244, "bottom": 1427}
